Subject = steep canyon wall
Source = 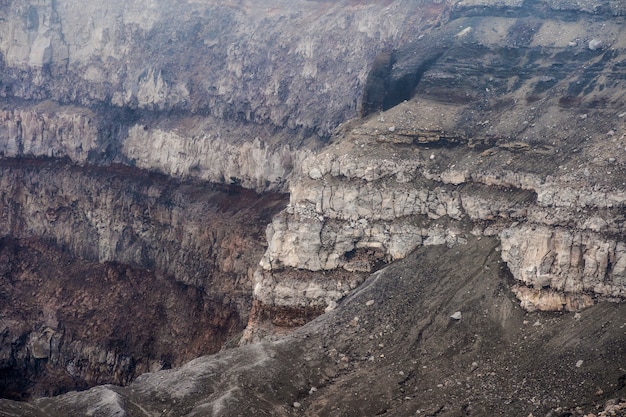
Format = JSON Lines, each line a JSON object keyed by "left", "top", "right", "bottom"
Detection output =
{"left": 1, "top": 0, "right": 626, "bottom": 404}
{"left": 0, "top": 160, "right": 286, "bottom": 398}
{"left": 0, "top": 0, "right": 445, "bottom": 397}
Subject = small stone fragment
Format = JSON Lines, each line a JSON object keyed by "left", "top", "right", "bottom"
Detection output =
{"left": 450, "top": 311, "right": 462, "bottom": 320}
{"left": 576, "top": 360, "right": 584, "bottom": 368}
{"left": 588, "top": 39, "right": 603, "bottom": 50}
{"left": 366, "top": 299, "right": 375, "bottom": 306}
{"left": 309, "top": 167, "right": 322, "bottom": 179}
{"left": 293, "top": 402, "right": 301, "bottom": 408}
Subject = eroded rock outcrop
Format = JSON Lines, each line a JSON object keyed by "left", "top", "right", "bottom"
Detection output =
{"left": 0, "top": 0, "right": 453, "bottom": 398}
{"left": 0, "top": 160, "right": 286, "bottom": 399}
{"left": 244, "top": 0, "right": 626, "bottom": 339}
{"left": 1, "top": 0, "right": 626, "bottom": 407}
{"left": 0, "top": 1, "right": 450, "bottom": 197}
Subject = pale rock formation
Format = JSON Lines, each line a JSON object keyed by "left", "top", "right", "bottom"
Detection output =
{"left": 501, "top": 225, "right": 626, "bottom": 298}
{"left": 256, "top": 124, "right": 626, "bottom": 321}
{"left": 245, "top": 3, "right": 626, "bottom": 333}
{"left": 0, "top": 102, "right": 313, "bottom": 192}
{"left": 0, "top": 104, "right": 98, "bottom": 163}
{"left": 124, "top": 125, "right": 311, "bottom": 192}
{"left": 511, "top": 285, "right": 595, "bottom": 312}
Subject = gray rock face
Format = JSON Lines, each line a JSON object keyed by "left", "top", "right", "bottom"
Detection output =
{"left": 245, "top": 0, "right": 626, "bottom": 338}
{"left": 1, "top": 0, "right": 626, "bottom": 411}
{"left": 0, "top": 1, "right": 450, "bottom": 192}
{"left": 0, "top": 0, "right": 432, "bottom": 135}
{"left": 0, "top": 161, "right": 283, "bottom": 294}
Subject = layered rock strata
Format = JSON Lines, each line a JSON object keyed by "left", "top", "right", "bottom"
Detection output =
{"left": 0, "top": 159, "right": 286, "bottom": 399}
{"left": 245, "top": 1, "right": 626, "bottom": 340}
{"left": 0, "top": 100, "right": 312, "bottom": 192}
{"left": 0, "top": 0, "right": 447, "bottom": 196}
{"left": 0, "top": 0, "right": 452, "bottom": 398}
{"left": 1, "top": 238, "right": 624, "bottom": 416}
{"left": 1, "top": 0, "right": 626, "bottom": 403}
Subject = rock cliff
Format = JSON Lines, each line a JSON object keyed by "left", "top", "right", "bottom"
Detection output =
{"left": 0, "top": 0, "right": 447, "bottom": 190}
{"left": 0, "top": 0, "right": 452, "bottom": 399}
{"left": 0, "top": 0, "right": 625, "bottom": 413}
{"left": 0, "top": 159, "right": 286, "bottom": 398}
{"left": 244, "top": 0, "right": 626, "bottom": 338}
{"left": 2, "top": 237, "right": 624, "bottom": 416}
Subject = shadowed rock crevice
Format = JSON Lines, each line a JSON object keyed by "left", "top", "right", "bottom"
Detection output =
{"left": 0, "top": 159, "right": 287, "bottom": 400}
{"left": 360, "top": 32, "right": 452, "bottom": 116}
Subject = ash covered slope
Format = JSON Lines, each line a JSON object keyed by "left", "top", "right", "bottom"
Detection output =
{"left": 1, "top": 237, "right": 624, "bottom": 416}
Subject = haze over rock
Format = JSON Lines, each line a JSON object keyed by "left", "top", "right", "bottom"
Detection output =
{"left": 0, "top": 0, "right": 625, "bottom": 415}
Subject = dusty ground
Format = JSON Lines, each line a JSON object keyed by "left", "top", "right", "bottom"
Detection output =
{"left": 282, "top": 237, "right": 626, "bottom": 416}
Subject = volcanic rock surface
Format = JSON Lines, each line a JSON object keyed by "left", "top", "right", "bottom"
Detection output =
{"left": 245, "top": 0, "right": 626, "bottom": 340}
{"left": 0, "top": 160, "right": 286, "bottom": 399}
{"left": 1, "top": 237, "right": 625, "bottom": 416}
{"left": 0, "top": 0, "right": 625, "bottom": 415}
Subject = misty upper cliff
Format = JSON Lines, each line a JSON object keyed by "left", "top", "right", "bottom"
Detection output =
{"left": 0, "top": 0, "right": 447, "bottom": 191}
{"left": 0, "top": 0, "right": 626, "bottom": 415}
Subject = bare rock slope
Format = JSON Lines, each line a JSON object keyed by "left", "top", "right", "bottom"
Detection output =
{"left": 0, "top": 0, "right": 625, "bottom": 415}
{"left": 1, "top": 237, "right": 624, "bottom": 416}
